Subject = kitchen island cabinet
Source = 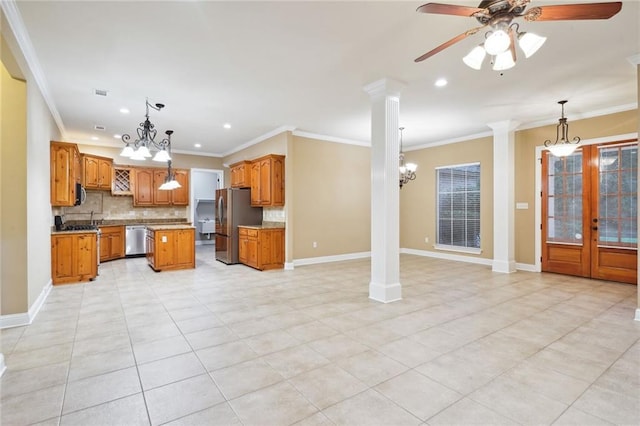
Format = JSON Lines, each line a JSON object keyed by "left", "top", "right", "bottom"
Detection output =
{"left": 99, "top": 225, "right": 125, "bottom": 262}
{"left": 51, "top": 231, "right": 98, "bottom": 284}
{"left": 146, "top": 225, "right": 195, "bottom": 271}
{"left": 238, "top": 226, "right": 284, "bottom": 270}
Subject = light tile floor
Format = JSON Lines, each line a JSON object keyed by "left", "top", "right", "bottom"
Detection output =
{"left": 1, "top": 246, "right": 639, "bottom": 425}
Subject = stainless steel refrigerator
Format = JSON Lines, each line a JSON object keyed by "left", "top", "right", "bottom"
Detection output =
{"left": 215, "top": 188, "right": 263, "bottom": 264}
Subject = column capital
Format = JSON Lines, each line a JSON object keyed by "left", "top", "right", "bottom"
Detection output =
{"left": 627, "top": 53, "right": 640, "bottom": 66}
{"left": 487, "top": 120, "right": 520, "bottom": 132}
{"left": 363, "top": 78, "right": 406, "bottom": 100}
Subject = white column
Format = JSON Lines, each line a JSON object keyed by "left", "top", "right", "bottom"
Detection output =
{"left": 363, "top": 78, "right": 405, "bottom": 303}
{"left": 629, "top": 53, "right": 640, "bottom": 321}
{"left": 488, "top": 120, "right": 519, "bottom": 273}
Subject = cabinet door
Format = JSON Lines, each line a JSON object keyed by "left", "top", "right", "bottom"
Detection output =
{"left": 52, "top": 234, "right": 75, "bottom": 281}
{"left": 259, "top": 159, "right": 272, "bottom": 206}
{"left": 154, "top": 170, "right": 171, "bottom": 205}
{"left": 175, "top": 229, "right": 194, "bottom": 266}
{"left": 83, "top": 156, "right": 100, "bottom": 188}
{"left": 98, "top": 159, "right": 112, "bottom": 189}
{"left": 250, "top": 162, "right": 261, "bottom": 206}
{"left": 50, "top": 143, "right": 77, "bottom": 206}
{"left": 76, "top": 234, "right": 97, "bottom": 278}
{"left": 239, "top": 236, "right": 248, "bottom": 264}
{"left": 155, "top": 231, "right": 174, "bottom": 268}
{"left": 271, "top": 156, "right": 285, "bottom": 206}
{"left": 134, "top": 169, "right": 154, "bottom": 206}
{"left": 171, "top": 170, "right": 189, "bottom": 205}
{"left": 99, "top": 234, "right": 111, "bottom": 262}
{"left": 247, "top": 238, "right": 259, "bottom": 268}
{"left": 110, "top": 227, "right": 125, "bottom": 258}
{"left": 146, "top": 233, "right": 155, "bottom": 268}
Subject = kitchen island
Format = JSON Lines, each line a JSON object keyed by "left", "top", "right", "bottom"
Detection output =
{"left": 146, "top": 224, "right": 196, "bottom": 272}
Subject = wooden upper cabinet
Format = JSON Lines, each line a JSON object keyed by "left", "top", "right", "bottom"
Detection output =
{"left": 133, "top": 167, "right": 190, "bottom": 206}
{"left": 250, "top": 154, "right": 285, "bottom": 207}
{"left": 153, "top": 169, "right": 171, "bottom": 205}
{"left": 230, "top": 161, "right": 252, "bottom": 188}
{"left": 82, "top": 154, "right": 113, "bottom": 190}
{"left": 171, "top": 169, "right": 190, "bottom": 205}
{"left": 50, "top": 141, "right": 80, "bottom": 206}
{"left": 112, "top": 166, "right": 135, "bottom": 196}
{"left": 133, "top": 168, "right": 154, "bottom": 206}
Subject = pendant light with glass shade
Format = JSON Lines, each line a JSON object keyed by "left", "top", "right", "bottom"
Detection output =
{"left": 399, "top": 127, "right": 417, "bottom": 188}
{"left": 544, "top": 100, "right": 581, "bottom": 157}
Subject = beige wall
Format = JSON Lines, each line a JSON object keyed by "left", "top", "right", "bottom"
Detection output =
{"left": 515, "top": 109, "right": 638, "bottom": 265}
{"left": 292, "top": 136, "right": 371, "bottom": 259}
{"left": 1, "top": 57, "right": 28, "bottom": 315}
{"left": 400, "top": 137, "right": 494, "bottom": 260}
{"left": 222, "top": 132, "right": 287, "bottom": 187}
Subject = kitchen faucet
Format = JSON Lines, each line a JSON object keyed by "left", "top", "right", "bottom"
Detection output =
{"left": 90, "top": 210, "right": 94, "bottom": 225}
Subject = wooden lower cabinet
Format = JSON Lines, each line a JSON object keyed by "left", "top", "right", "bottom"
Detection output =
{"left": 99, "top": 225, "right": 125, "bottom": 262}
{"left": 238, "top": 227, "right": 284, "bottom": 270}
{"left": 51, "top": 232, "right": 98, "bottom": 284}
{"left": 146, "top": 227, "right": 195, "bottom": 272}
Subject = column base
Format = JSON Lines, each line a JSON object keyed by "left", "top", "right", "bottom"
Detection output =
{"left": 369, "top": 281, "right": 402, "bottom": 303}
{"left": 635, "top": 308, "right": 640, "bottom": 322}
{"left": 492, "top": 259, "right": 516, "bottom": 273}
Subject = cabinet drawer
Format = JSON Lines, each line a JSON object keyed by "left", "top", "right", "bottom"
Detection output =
{"left": 247, "top": 229, "right": 259, "bottom": 238}
{"left": 239, "top": 227, "right": 248, "bottom": 237}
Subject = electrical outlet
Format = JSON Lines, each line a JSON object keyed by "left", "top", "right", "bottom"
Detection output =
{"left": 425, "top": 237, "right": 429, "bottom": 243}
{"left": 162, "top": 236, "right": 167, "bottom": 243}
{"left": 312, "top": 241, "right": 318, "bottom": 248}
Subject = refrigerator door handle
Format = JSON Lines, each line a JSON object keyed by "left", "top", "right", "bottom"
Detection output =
{"left": 217, "top": 196, "right": 223, "bottom": 226}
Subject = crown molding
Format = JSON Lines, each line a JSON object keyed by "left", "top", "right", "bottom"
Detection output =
{"left": 1, "top": 0, "right": 66, "bottom": 136}
{"left": 627, "top": 53, "right": 640, "bottom": 66}
{"left": 221, "top": 125, "right": 296, "bottom": 157}
{"left": 292, "top": 130, "right": 369, "bottom": 147}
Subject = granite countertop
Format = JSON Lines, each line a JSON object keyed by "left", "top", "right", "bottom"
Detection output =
{"left": 98, "top": 218, "right": 189, "bottom": 226}
{"left": 51, "top": 229, "right": 99, "bottom": 235}
{"left": 146, "top": 224, "right": 196, "bottom": 231}
{"left": 238, "top": 222, "right": 285, "bottom": 230}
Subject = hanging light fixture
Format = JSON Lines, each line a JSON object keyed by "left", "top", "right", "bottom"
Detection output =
{"left": 544, "top": 100, "right": 581, "bottom": 157}
{"left": 462, "top": 22, "right": 546, "bottom": 72}
{"left": 157, "top": 130, "right": 182, "bottom": 190}
{"left": 399, "top": 127, "right": 417, "bottom": 188}
{"left": 120, "top": 99, "right": 172, "bottom": 162}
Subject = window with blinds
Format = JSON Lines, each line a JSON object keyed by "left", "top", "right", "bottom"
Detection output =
{"left": 436, "top": 163, "right": 481, "bottom": 251}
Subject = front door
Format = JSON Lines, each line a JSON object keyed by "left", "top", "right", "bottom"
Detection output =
{"left": 542, "top": 140, "right": 637, "bottom": 285}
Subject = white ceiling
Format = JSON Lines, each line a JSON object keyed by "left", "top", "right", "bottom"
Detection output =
{"left": 6, "top": 0, "right": 639, "bottom": 157}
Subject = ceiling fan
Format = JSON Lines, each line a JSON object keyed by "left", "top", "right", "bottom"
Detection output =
{"left": 414, "top": 0, "right": 622, "bottom": 71}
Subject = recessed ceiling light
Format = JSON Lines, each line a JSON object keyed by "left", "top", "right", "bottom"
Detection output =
{"left": 435, "top": 78, "right": 448, "bottom": 87}
{"left": 91, "top": 136, "right": 99, "bottom": 141}
{"left": 120, "top": 108, "right": 130, "bottom": 114}
{"left": 194, "top": 143, "right": 202, "bottom": 148}
{"left": 113, "top": 134, "right": 121, "bottom": 139}
{"left": 223, "top": 123, "right": 231, "bottom": 129}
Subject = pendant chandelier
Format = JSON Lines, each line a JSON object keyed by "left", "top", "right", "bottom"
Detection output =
{"left": 544, "top": 100, "right": 581, "bottom": 157}
{"left": 399, "top": 127, "right": 417, "bottom": 188}
{"left": 157, "top": 131, "right": 181, "bottom": 191}
{"left": 120, "top": 99, "right": 172, "bottom": 162}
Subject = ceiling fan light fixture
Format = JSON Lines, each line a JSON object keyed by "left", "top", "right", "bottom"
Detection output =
{"left": 463, "top": 45, "right": 486, "bottom": 70}
{"left": 484, "top": 29, "right": 510, "bottom": 56}
{"left": 518, "top": 31, "right": 546, "bottom": 58}
{"left": 492, "top": 50, "right": 515, "bottom": 71}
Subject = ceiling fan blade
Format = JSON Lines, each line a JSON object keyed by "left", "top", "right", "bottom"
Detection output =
{"left": 509, "top": 27, "right": 517, "bottom": 62}
{"left": 414, "top": 26, "right": 485, "bottom": 62}
{"left": 416, "top": 3, "right": 484, "bottom": 17}
{"left": 525, "top": 2, "right": 622, "bottom": 21}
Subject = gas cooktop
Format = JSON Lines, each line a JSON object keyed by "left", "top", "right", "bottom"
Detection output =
{"left": 64, "top": 224, "right": 98, "bottom": 231}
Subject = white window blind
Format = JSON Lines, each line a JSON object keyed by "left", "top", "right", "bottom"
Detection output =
{"left": 436, "top": 163, "right": 481, "bottom": 250}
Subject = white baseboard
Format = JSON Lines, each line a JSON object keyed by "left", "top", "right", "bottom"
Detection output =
{"left": 293, "top": 251, "right": 371, "bottom": 267}
{"left": 0, "top": 279, "right": 52, "bottom": 329}
{"left": 284, "top": 262, "right": 295, "bottom": 270}
{"left": 0, "top": 353, "right": 6, "bottom": 377}
{"left": 635, "top": 308, "right": 640, "bottom": 322}
{"left": 515, "top": 262, "right": 539, "bottom": 272}
{"left": 401, "top": 248, "right": 493, "bottom": 266}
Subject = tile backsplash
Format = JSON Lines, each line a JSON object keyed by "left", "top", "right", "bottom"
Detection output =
{"left": 264, "top": 207, "right": 285, "bottom": 223}
{"left": 55, "top": 191, "right": 187, "bottom": 222}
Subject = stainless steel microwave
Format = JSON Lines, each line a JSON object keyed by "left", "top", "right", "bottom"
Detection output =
{"left": 75, "top": 183, "right": 86, "bottom": 206}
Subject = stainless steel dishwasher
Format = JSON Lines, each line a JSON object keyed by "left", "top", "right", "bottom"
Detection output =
{"left": 125, "top": 225, "right": 147, "bottom": 257}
